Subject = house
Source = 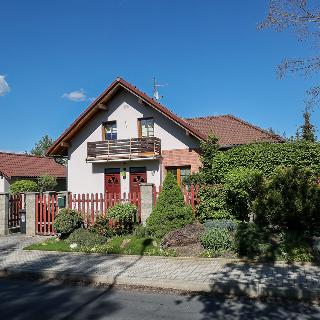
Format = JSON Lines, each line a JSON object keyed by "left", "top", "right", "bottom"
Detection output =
{"left": 0, "top": 152, "right": 67, "bottom": 193}
{"left": 47, "top": 78, "right": 282, "bottom": 194}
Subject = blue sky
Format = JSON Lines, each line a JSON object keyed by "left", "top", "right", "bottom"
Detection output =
{"left": 0, "top": 0, "right": 318, "bottom": 152}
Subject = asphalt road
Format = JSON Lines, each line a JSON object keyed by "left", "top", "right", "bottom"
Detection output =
{"left": 0, "top": 279, "right": 319, "bottom": 320}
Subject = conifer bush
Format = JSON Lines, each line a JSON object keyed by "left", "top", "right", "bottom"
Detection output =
{"left": 146, "top": 172, "right": 193, "bottom": 238}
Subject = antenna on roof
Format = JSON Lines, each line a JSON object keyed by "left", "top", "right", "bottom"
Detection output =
{"left": 153, "top": 77, "right": 167, "bottom": 100}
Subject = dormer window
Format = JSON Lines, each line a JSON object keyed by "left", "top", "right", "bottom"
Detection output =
{"left": 138, "top": 117, "right": 154, "bottom": 137}
{"left": 103, "top": 121, "right": 117, "bottom": 140}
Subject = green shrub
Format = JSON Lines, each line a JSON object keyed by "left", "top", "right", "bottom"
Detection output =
{"left": 200, "top": 141, "right": 320, "bottom": 184}
{"left": 133, "top": 225, "right": 151, "bottom": 238}
{"left": 108, "top": 203, "right": 137, "bottom": 234}
{"left": 89, "top": 215, "right": 113, "bottom": 237}
{"left": 67, "top": 228, "right": 107, "bottom": 248}
{"left": 224, "top": 168, "right": 263, "bottom": 221}
{"left": 147, "top": 172, "right": 193, "bottom": 238}
{"left": 253, "top": 166, "right": 320, "bottom": 236}
{"left": 53, "top": 208, "right": 83, "bottom": 236}
{"left": 196, "top": 185, "right": 232, "bottom": 222}
{"left": 10, "top": 180, "right": 38, "bottom": 194}
{"left": 37, "top": 175, "right": 57, "bottom": 192}
{"left": 235, "top": 222, "right": 267, "bottom": 258}
{"left": 204, "top": 219, "right": 238, "bottom": 231}
{"left": 200, "top": 228, "right": 234, "bottom": 252}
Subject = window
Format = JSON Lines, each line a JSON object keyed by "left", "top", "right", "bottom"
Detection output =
{"left": 166, "top": 166, "right": 191, "bottom": 186}
{"left": 103, "top": 121, "right": 117, "bottom": 140}
{"left": 139, "top": 118, "right": 154, "bottom": 137}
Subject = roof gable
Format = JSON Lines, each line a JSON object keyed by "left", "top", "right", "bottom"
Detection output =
{"left": 0, "top": 152, "right": 66, "bottom": 179}
{"left": 47, "top": 78, "right": 206, "bottom": 156}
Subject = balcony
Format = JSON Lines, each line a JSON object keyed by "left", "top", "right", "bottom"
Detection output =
{"left": 86, "top": 137, "right": 161, "bottom": 162}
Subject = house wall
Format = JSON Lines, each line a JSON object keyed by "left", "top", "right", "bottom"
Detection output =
{"left": 67, "top": 89, "right": 200, "bottom": 194}
{"left": 0, "top": 176, "right": 10, "bottom": 193}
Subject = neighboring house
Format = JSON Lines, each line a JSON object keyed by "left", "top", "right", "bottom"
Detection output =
{"left": 0, "top": 152, "right": 67, "bottom": 193}
{"left": 47, "top": 78, "right": 282, "bottom": 194}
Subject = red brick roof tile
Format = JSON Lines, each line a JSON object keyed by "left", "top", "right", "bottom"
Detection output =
{"left": 186, "top": 114, "right": 284, "bottom": 146}
{"left": 0, "top": 152, "right": 66, "bottom": 179}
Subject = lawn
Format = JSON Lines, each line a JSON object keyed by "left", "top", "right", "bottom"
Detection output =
{"left": 25, "top": 236, "right": 176, "bottom": 256}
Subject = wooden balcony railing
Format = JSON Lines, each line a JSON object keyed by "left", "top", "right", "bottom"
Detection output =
{"left": 87, "top": 137, "right": 161, "bottom": 161}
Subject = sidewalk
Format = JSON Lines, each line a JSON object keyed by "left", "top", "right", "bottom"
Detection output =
{"left": 0, "top": 234, "right": 319, "bottom": 301}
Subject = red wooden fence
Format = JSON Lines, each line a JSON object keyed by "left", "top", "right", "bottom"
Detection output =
{"left": 36, "top": 193, "right": 58, "bottom": 235}
{"left": 69, "top": 192, "right": 141, "bottom": 226}
{"left": 8, "top": 194, "right": 22, "bottom": 228}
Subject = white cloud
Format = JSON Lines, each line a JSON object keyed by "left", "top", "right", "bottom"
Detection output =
{"left": 62, "top": 89, "right": 87, "bottom": 102}
{"left": 0, "top": 75, "right": 10, "bottom": 96}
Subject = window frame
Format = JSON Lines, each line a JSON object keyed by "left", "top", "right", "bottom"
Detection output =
{"left": 102, "top": 121, "right": 117, "bottom": 141}
{"left": 138, "top": 117, "right": 154, "bottom": 138}
{"left": 166, "top": 166, "right": 191, "bottom": 186}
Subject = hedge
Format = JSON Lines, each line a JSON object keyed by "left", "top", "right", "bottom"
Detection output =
{"left": 209, "top": 141, "right": 320, "bottom": 183}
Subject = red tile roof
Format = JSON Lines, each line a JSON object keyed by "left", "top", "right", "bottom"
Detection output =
{"left": 0, "top": 152, "right": 67, "bottom": 179}
{"left": 186, "top": 114, "right": 284, "bottom": 146}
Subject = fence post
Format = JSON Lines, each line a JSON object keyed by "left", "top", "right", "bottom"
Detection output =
{"left": 25, "top": 192, "right": 38, "bottom": 236}
{"left": 140, "top": 183, "right": 154, "bottom": 225}
{"left": 0, "top": 193, "right": 9, "bottom": 236}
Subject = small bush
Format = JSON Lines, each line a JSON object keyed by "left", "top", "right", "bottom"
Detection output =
{"left": 133, "top": 225, "right": 151, "bottom": 238}
{"left": 67, "top": 228, "right": 107, "bottom": 248}
{"left": 204, "top": 219, "right": 238, "bottom": 231}
{"left": 196, "top": 185, "right": 232, "bottom": 222}
{"left": 224, "top": 168, "right": 264, "bottom": 221}
{"left": 235, "top": 222, "right": 267, "bottom": 258}
{"left": 147, "top": 172, "right": 193, "bottom": 239}
{"left": 108, "top": 203, "right": 137, "bottom": 234}
{"left": 53, "top": 208, "right": 83, "bottom": 236}
{"left": 10, "top": 180, "right": 38, "bottom": 194}
{"left": 200, "top": 228, "right": 234, "bottom": 252}
{"left": 89, "top": 215, "right": 113, "bottom": 238}
{"left": 37, "top": 175, "right": 57, "bottom": 192}
{"left": 253, "top": 166, "right": 320, "bottom": 236}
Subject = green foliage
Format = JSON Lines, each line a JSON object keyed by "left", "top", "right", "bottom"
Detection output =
{"left": 147, "top": 172, "right": 193, "bottom": 238}
{"left": 53, "top": 208, "right": 83, "bottom": 236}
{"left": 67, "top": 228, "right": 107, "bottom": 248}
{"left": 204, "top": 141, "right": 320, "bottom": 183}
{"left": 224, "top": 168, "right": 264, "bottom": 221}
{"left": 89, "top": 215, "right": 114, "bottom": 237}
{"left": 108, "top": 203, "right": 137, "bottom": 235}
{"left": 200, "top": 228, "right": 234, "bottom": 252}
{"left": 254, "top": 166, "right": 320, "bottom": 236}
{"left": 10, "top": 180, "right": 38, "bottom": 194}
{"left": 108, "top": 202, "right": 137, "bottom": 221}
{"left": 204, "top": 219, "right": 238, "bottom": 231}
{"left": 200, "top": 133, "right": 219, "bottom": 170}
{"left": 30, "top": 135, "right": 54, "bottom": 156}
{"left": 133, "top": 225, "right": 151, "bottom": 238}
{"left": 235, "top": 222, "right": 267, "bottom": 258}
{"left": 37, "top": 174, "right": 57, "bottom": 192}
{"left": 297, "top": 109, "right": 316, "bottom": 143}
{"left": 196, "top": 185, "right": 232, "bottom": 222}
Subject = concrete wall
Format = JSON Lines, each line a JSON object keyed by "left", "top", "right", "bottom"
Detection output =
{"left": 67, "top": 89, "right": 200, "bottom": 194}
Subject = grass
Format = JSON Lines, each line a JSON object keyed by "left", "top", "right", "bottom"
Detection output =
{"left": 25, "top": 235, "right": 176, "bottom": 256}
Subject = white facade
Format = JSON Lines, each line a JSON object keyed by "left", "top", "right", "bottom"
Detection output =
{"left": 67, "top": 89, "right": 200, "bottom": 194}
{"left": 0, "top": 176, "right": 10, "bottom": 193}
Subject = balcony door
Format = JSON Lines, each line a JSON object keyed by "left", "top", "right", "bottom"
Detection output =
{"left": 105, "top": 168, "right": 121, "bottom": 194}
{"left": 130, "top": 167, "right": 147, "bottom": 193}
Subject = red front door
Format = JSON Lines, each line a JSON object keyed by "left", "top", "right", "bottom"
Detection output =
{"left": 130, "top": 167, "right": 147, "bottom": 193}
{"left": 105, "top": 168, "right": 121, "bottom": 194}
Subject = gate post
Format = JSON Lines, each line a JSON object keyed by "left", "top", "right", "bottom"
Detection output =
{"left": 25, "top": 192, "right": 37, "bottom": 236}
{"left": 0, "top": 193, "right": 9, "bottom": 236}
{"left": 140, "top": 183, "right": 154, "bottom": 225}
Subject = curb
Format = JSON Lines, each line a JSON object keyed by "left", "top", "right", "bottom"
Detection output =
{"left": 0, "top": 269, "right": 319, "bottom": 302}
